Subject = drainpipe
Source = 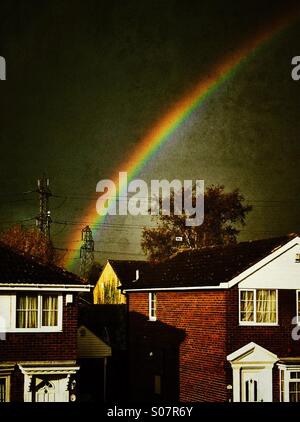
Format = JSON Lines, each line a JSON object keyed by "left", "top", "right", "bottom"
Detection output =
{"left": 103, "top": 357, "right": 107, "bottom": 402}
{"left": 132, "top": 269, "right": 139, "bottom": 283}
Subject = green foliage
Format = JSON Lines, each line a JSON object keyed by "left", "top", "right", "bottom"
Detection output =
{"left": 141, "top": 185, "right": 252, "bottom": 262}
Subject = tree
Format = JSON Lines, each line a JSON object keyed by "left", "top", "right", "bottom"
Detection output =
{"left": 141, "top": 185, "right": 252, "bottom": 262}
{"left": 0, "top": 224, "right": 59, "bottom": 265}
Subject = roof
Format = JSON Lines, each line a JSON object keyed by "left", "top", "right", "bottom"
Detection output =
{"left": 107, "top": 259, "right": 151, "bottom": 284}
{"left": 0, "top": 242, "right": 84, "bottom": 285}
{"left": 121, "top": 235, "right": 295, "bottom": 290}
{"left": 79, "top": 304, "right": 127, "bottom": 350}
{"left": 77, "top": 325, "right": 112, "bottom": 358}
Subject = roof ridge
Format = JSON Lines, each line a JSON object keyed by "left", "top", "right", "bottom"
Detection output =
{"left": 0, "top": 241, "right": 84, "bottom": 284}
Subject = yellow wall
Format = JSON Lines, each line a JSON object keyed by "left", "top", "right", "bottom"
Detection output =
{"left": 93, "top": 262, "right": 127, "bottom": 304}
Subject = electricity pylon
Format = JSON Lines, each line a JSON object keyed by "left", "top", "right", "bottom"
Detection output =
{"left": 35, "top": 175, "right": 52, "bottom": 240}
{"left": 80, "top": 225, "right": 94, "bottom": 281}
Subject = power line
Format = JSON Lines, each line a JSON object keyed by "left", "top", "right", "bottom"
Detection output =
{"left": 1, "top": 189, "right": 300, "bottom": 203}
{"left": 52, "top": 220, "right": 151, "bottom": 229}
{"left": 0, "top": 198, "right": 35, "bottom": 204}
{"left": 0, "top": 217, "right": 36, "bottom": 224}
{"left": 54, "top": 247, "right": 144, "bottom": 256}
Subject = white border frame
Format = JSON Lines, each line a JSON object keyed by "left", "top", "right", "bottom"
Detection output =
{"left": 239, "top": 289, "right": 278, "bottom": 326}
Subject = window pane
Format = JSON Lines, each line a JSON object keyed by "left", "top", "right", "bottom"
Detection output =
{"left": 290, "top": 372, "right": 300, "bottom": 379}
{"left": 281, "top": 370, "right": 285, "bottom": 402}
{"left": 42, "top": 296, "right": 58, "bottom": 327}
{"left": 150, "top": 293, "right": 157, "bottom": 319}
{"left": 0, "top": 378, "right": 5, "bottom": 402}
{"left": 16, "top": 296, "right": 38, "bottom": 328}
{"left": 256, "top": 290, "right": 276, "bottom": 323}
{"left": 240, "top": 291, "right": 254, "bottom": 322}
{"left": 289, "top": 381, "right": 300, "bottom": 402}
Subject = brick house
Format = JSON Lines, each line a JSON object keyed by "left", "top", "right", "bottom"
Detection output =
{"left": 123, "top": 235, "right": 300, "bottom": 402}
{"left": 93, "top": 260, "right": 149, "bottom": 304}
{"left": 0, "top": 243, "right": 90, "bottom": 402}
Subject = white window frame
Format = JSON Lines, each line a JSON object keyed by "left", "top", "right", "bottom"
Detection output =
{"left": 0, "top": 375, "right": 10, "bottom": 402}
{"left": 149, "top": 292, "right": 157, "bottom": 322}
{"left": 278, "top": 365, "right": 300, "bottom": 402}
{"left": 239, "top": 289, "right": 278, "bottom": 326}
{"left": 296, "top": 290, "right": 300, "bottom": 325}
{"left": 10, "top": 294, "right": 63, "bottom": 333}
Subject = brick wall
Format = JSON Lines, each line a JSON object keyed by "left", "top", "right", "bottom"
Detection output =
{"left": 128, "top": 287, "right": 300, "bottom": 402}
{"left": 128, "top": 290, "right": 228, "bottom": 402}
{"left": 226, "top": 286, "right": 300, "bottom": 402}
{"left": 0, "top": 294, "right": 78, "bottom": 361}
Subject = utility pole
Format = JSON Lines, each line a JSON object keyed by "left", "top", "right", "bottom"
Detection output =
{"left": 35, "top": 175, "right": 52, "bottom": 240}
{"left": 80, "top": 225, "right": 94, "bottom": 281}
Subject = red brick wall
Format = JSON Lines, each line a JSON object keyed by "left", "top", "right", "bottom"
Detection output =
{"left": 226, "top": 286, "right": 300, "bottom": 402}
{"left": 128, "top": 287, "right": 300, "bottom": 402}
{"left": 128, "top": 290, "right": 228, "bottom": 402}
{"left": 0, "top": 294, "right": 78, "bottom": 361}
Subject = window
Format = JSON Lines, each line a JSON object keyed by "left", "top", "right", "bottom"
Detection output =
{"left": 149, "top": 292, "right": 157, "bottom": 321}
{"left": 239, "top": 289, "right": 277, "bottom": 325}
{"left": 279, "top": 366, "right": 300, "bottom": 402}
{"left": 0, "top": 377, "right": 9, "bottom": 402}
{"left": 280, "top": 370, "right": 285, "bottom": 402}
{"left": 17, "top": 296, "right": 38, "bottom": 328}
{"left": 15, "top": 295, "right": 62, "bottom": 331}
{"left": 289, "top": 372, "right": 300, "bottom": 402}
{"left": 42, "top": 295, "right": 58, "bottom": 327}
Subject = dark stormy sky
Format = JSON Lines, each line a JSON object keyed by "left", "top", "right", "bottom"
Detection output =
{"left": 1, "top": 0, "right": 300, "bottom": 269}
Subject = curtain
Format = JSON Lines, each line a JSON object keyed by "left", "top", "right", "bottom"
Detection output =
{"left": 240, "top": 291, "right": 254, "bottom": 322}
{"left": 42, "top": 296, "right": 58, "bottom": 326}
{"left": 17, "top": 296, "right": 38, "bottom": 328}
{"left": 256, "top": 290, "right": 276, "bottom": 323}
{"left": 0, "top": 379, "right": 5, "bottom": 402}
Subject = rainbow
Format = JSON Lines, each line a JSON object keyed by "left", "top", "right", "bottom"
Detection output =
{"left": 64, "top": 8, "right": 299, "bottom": 270}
